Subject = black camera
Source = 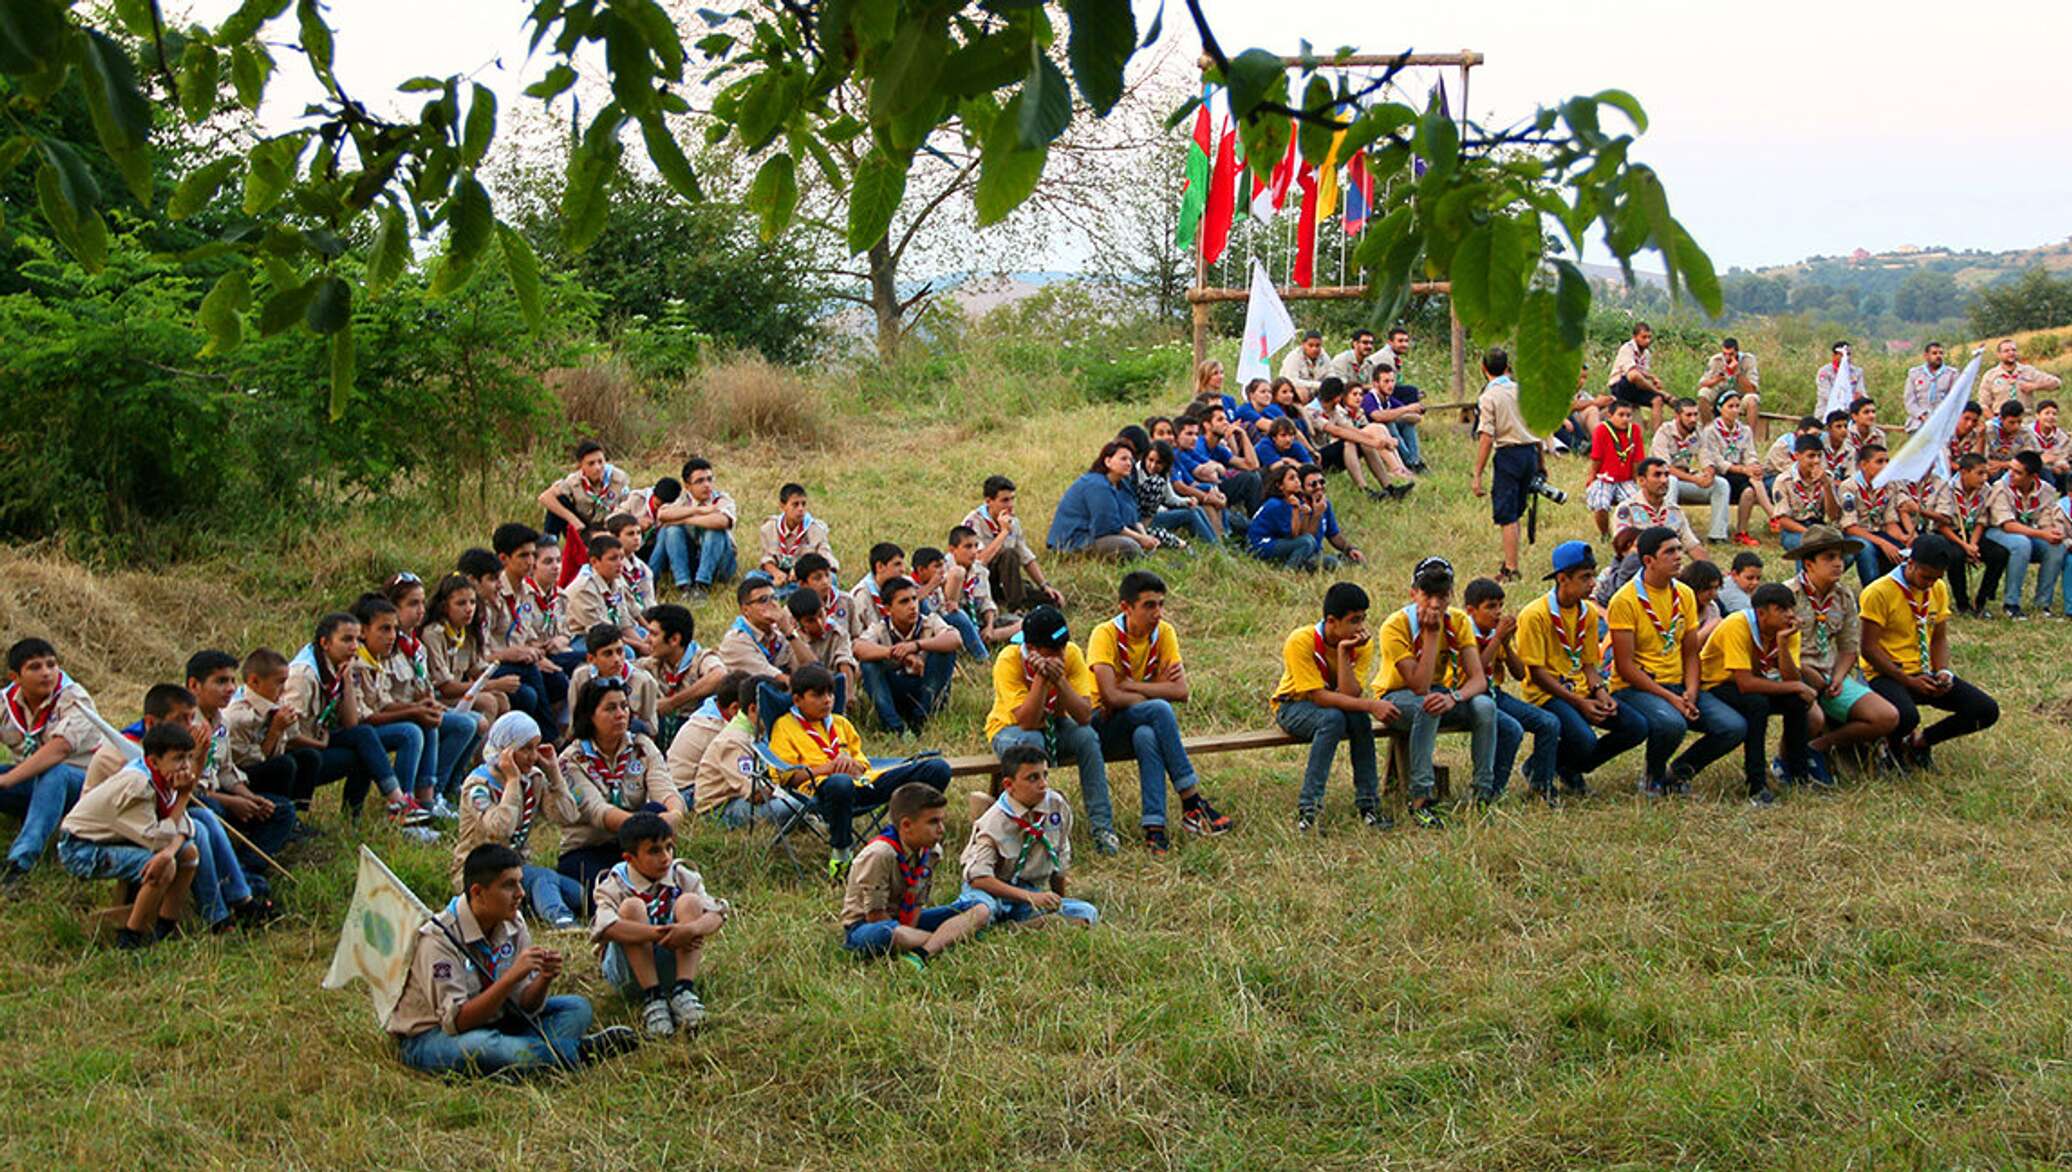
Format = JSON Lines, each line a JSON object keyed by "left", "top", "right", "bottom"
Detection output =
{"left": 1528, "top": 475, "right": 1568, "bottom": 505}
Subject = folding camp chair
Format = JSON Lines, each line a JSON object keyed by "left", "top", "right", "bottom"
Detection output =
{"left": 751, "top": 742, "right": 940, "bottom": 881}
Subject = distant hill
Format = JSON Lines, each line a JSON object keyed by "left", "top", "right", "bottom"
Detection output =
{"left": 1751, "top": 238, "right": 2072, "bottom": 290}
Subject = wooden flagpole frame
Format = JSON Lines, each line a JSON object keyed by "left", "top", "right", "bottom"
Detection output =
{"left": 1190, "top": 50, "right": 1483, "bottom": 399}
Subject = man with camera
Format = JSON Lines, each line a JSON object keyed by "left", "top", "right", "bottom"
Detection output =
{"left": 1471, "top": 348, "right": 1555, "bottom": 584}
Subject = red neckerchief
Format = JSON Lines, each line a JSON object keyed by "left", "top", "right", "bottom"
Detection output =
{"left": 657, "top": 649, "right": 694, "bottom": 693}
{"left": 1, "top": 680, "right": 60, "bottom": 745}
{"left": 792, "top": 709, "right": 844, "bottom": 762}
{"left": 1822, "top": 436, "right": 1851, "bottom": 476}
{"left": 1951, "top": 483, "right": 1986, "bottom": 534}
{"left": 2034, "top": 421, "right": 2060, "bottom": 449}
{"left": 532, "top": 577, "right": 559, "bottom": 614}
{"left": 2011, "top": 481, "right": 2045, "bottom": 524}
{"left": 1549, "top": 593, "right": 1587, "bottom": 674}
{"left": 1628, "top": 498, "right": 1670, "bottom": 527}
{"left": 1852, "top": 473, "right": 1888, "bottom": 521}
{"left": 1633, "top": 579, "right": 1683, "bottom": 655}
{"left": 643, "top": 494, "right": 662, "bottom": 526}
{"left": 874, "top": 828, "right": 934, "bottom": 927}
{"left": 579, "top": 738, "right": 632, "bottom": 805}
{"left": 641, "top": 869, "right": 681, "bottom": 926}
{"left": 774, "top": 515, "right": 810, "bottom": 558}
{"left": 1712, "top": 418, "right": 1741, "bottom": 453}
{"left": 1310, "top": 623, "right": 1332, "bottom": 680}
{"left": 478, "top": 767, "right": 542, "bottom": 850}
{"left": 1782, "top": 471, "right": 1822, "bottom": 520}
{"left": 1112, "top": 615, "right": 1161, "bottom": 681}
{"left": 1850, "top": 424, "right": 1878, "bottom": 449}
{"left": 146, "top": 761, "right": 180, "bottom": 820}
{"left": 314, "top": 656, "right": 347, "bottom": 728}
{"left": 1668, "top": 425, "right": 1698, "bottom": 456}
{"left": 580, "top": 472, "right": 612, "bottom": 513}
{"left": 1987, "top": 421, "right": 2019, "bottom": 459}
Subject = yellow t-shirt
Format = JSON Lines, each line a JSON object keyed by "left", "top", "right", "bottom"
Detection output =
{"left": 1270, "top": 622, "right": 1376, "bottom": 709}
{"left": 1606, "top": 578, "right": 1698, "bottom": 689}
{"left": 768, "top": 711, "right": 877, "bottom": 790}
{"left": 1373, "top": 605, "right": 1474, "bottom": 696}
{"left": 984, "top": 643, "right": 1097, "bottom": 742}
{"left": 1699, "top": 609, "right": 1802, "bottom": 689}
{"left": 1084, "top": 616, "right": 1183, "bottom": 692}
{"left": 1857, "top": 573, "right": 1950, "bottom": 678}
{"left": 1515, "top": 592, "right": 1601, "bottom": 707}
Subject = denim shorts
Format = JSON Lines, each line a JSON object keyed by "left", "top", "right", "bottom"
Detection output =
{"left": 57, "top": 834, "right": 154, "bottom": 882}
{"left": 601, "top": 940, "right": 676, "bottom": 998}
{"left": 841, "top": 900, "right": 979, "bottom": 954}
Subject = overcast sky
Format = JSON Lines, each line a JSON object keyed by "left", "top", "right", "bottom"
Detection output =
{"left": 195, "top": 0, "right": 2072, "bottom": 272}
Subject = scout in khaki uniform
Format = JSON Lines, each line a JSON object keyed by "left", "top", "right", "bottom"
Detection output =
{"left": 1781, "top": 526, "right": 1900, "bottom": 763}
{"left": 1983, "top": 401, "right": 2039, "bottom": 480}
{"left": 1696, "top": 338, "right": 1760, "bottom": 426}
{"left": 786, "top": 590, "right": 859, "bottom": 716}
{"left": 716, "top": 577, "right": 818, "bottom": 733}
{"left": 1652, "top": 397, "right": 1733, "bottom": 543}
{"left": 555, "top": 676, "right": 680, "bottom": 893}
{"left": 1703, "top": 393, "right": 1772, "bottom": 544}
{"left": 452, "top": 711, "right": 597, "bottom": 927}
{"left": 536, "top": 439, "right": 631, "bottom": 549}
{"left": 637, "top": 604, "right": 727, "bottom": 751}
{"left": 1933, "top": 454, "right": 2009, "bottom": 616}
{"left": 388, "top": 842, "right": 638, "bottom": 1077}
{"left": 589, "top": 812, "right": 727, "bottom": 1037}
{"left": 1977, "top": 338, "right": 2063, "bottom": 416}
{"left": 665, "top": 676, "right": 741, "bottom": 804}
{"left": 1613, "top": 459, "right": 1707, "bottom": 558}
{"left": 564, "top": 534, "right": 650, "bottom": 657}
{"left": 1771, "top": 436, "right": 1840, "bottom": 552}
{"left": 1836, "top": 445, "right": 1914, "bottom": 582}
{"left": 756, "top": 482, "right": 839, "bottom": 589}
{"left": 2032, "top": 400, "right": 2072, "bottom": 487}
{"left": 422, "top": 574, "right": 521, "bottom": 722}
{"left": 1981, "top": 451, "right": 2067, "bottom": 618}
{"left": 566, "top": 624, "right": 662, "bottom": 734}
{"left": 352, "top": 594, "right": 481, "bottom": 821}
{"left": 1856, "top": 535, "right": 1999, "bottom": 770}
{"left": 840, "top": 782, "right": 989, "bottom": 967}
{"left": 2, "top": 636, "right": 104, "bottom": 883}
{"left": 962, "top": 475, "right": 1065, "bottom": 613}
{"left": 855, "top": 575, "right": 961, "bottom": 737}
{"left": 956, "top": 746, "right": 1097, "bottom": 927}
{"left": 58, "top": 722, "right": 201, "bottom": 948}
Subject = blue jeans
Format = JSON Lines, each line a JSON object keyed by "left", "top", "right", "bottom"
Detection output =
{"left": 198, "top": 790, "right": 297, "bottom": 889}
{"left": 1382, "top": 689, "right": 1499, "bottom": 799}
{"left": 1617, "top": 684, "right": 1746, "bottom": 784}
{"left": 991, "top": 722, "right": 1113, "bottom": 836}
{"left": 1492, "top": 689, "right": 1560, "bottom": 795}
{"left": 860, "top": 653, "right": 954, "bottom": 734}
{"left": 816, "top": 757, "right": 952, "bottom": 851}
{"left": 189, "top": 805, "right": 252, "bottom": 925}
{"left": 1390, "top": 419, "right": 1423, "bottom": 466}
{"left": 58, "top": 834, "right": 156, "bottom": 882}
{"left": 1251, "top": 534, "right": 1321, "bottom": 570}
{"left": 318, "top": 723, "right": 401, "bottom": 813}
{"left": 373, "top": 721, "right": 427, "bottom": 796}
{"left": 957, "top": 882, "right": 1098, "bottom": 926}
{"left": 1985, "top": 527, "right": 2065, "bottom": 610}
{"left": 491, "top": 662, "right": 555, "bottom": 732}
{"left": 523, "top": 863, "right": 586, "bottom": 925}
{"left": 0, "top": 761, "right": 83, "bottom": 871}
{"left": 1543, "top": 694, "right": 1651, "bottom": 786}
{"left": 942, "top": 607, "right": 988, "bottom": 659}
{"left": 432, "top": 709, "right": 484, "bottom": 799}
{"left": 651, "top": 524, "right": 737, "bottom": 589}
{"left": 397, "top": 993, "right": 592, "bottom": 1076}
{"left": 843, "top": 900, "right": 980, "bottom": 953}
{"left": 1095, "top": 699, "right": 1198, "bottom": 829}
{"left": 1276, "top": 699, "right": 1379, "bottom": 815}
{"left": 1153, "top": 506, "right": 1219, "bottom": 542}
{"left": 710, "top": 790, "right": 808, "bottom": 829}
{"left": 1779, "top": 528, "right": 1804, "bottom": 553}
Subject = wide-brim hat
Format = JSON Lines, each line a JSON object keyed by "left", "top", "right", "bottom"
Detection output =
{"left": 1781, "top": 524, "right": 1864, "bottom": 560}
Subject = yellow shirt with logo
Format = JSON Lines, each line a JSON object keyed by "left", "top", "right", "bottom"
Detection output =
{"left": 1606, "top": 578, "right": 1697, "bottom": 689}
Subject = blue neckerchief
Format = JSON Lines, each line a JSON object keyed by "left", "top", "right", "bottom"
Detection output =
{"left": 730, "top": 615, "right": 783, "bottom": 662}
{"left": 692, "top": 695, "right": 723, "bottom": 721}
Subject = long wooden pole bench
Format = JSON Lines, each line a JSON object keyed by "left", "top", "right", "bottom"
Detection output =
{"left": 941, "top": 721, "right": 1450, "bottom": 802}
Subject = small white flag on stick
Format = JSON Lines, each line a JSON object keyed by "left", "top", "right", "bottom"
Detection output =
{"left": 323, "top": 846, "right": 434, "bottom": 1027}
{"left": 1235, "top": 259, "right": 1295, "bottom": 385}
{"left": 1824, "top": 347, "right": 1860, "bottom": 418}
{"left": 1876, "top": 348, "right": 1985, "bottom": 489}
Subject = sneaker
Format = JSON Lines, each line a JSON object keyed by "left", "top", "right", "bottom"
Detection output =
{"left": 1732, "top": 532, "right": 1762, "bottom": 548}
{"left": 1295, "top": 811, "right": 1317, "bottom": 833}
{"left": 1747, "top": 786, "right": 1779, "bottom": 807}
{"left": 1873, "top": 741, "right": 1909, "bottom": 778}
{"left": 386, "top": 797, "right": 433, "bottom": 827}
{"left": 1359, "top": 807, "right": 1395, "bottom": 831}
{"left": 1, "top": 862, "right": 30, "bottom": 892}
{"left": 901, "top": 952, "right": 928, "bottom": 974}
{"left": 1639, "top": 776, "right": 1668, "bottom": 799}
{"left": 1181, "top": 797, "right": 1233, "bottom": 836}
{"left": 1386, "top": 482, "right": 1414, "bottom": 501}
{"left": 667, "top": 983, "right": 706, "bottom": 1029}
{"left": 1364, "top": 487, "right": 1392, "bottom": 503}
{"left": 1408, "top": 803, "right": 1445, "bottom": 830}
{"left": 578, "top": 1024, "right": 641, "bottom": 1064}
{"left": 1143, "top": 825, "right": 1170, "bottom": 855}
{"left": 114, "top": 927, "right": 152, "bottom": 950}
{"left": 234, "top": 897, "right": 281, "bottom": 926}
{"left": 400, "top": 826, "right": 441, "bottom": 846}
{"left": 1528, "top": 782, "right": 1562, "bottom": 809}
{"left": 1906, "top": 739, "right": 1936, "bottom": 773}
{"left": 1558, "top": 772, "right": 1591, "bottom": 798}
{"left": 1091, "top": 828, "right": 1121, "bottom": 856}
{"left": 426, "top": 796, "right": 459, "bottom": 823}
{"left": 2006, "top": 605, "right": 2026, "bottom": 622}
{"left": 1769, "top": 756, "right": 1791, "bottom": 787}
{"left": 1802, "top": 750, "right": 1837, "bottom": 790}
{"left": 640, "top": 994, "right": 676, "bottom": 1039}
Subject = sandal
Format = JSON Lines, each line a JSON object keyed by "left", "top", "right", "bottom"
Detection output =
{"left": 1495, "top": 566, "right": 1522, "bottom": 584}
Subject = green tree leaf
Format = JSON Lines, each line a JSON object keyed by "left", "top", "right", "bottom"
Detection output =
{"left": 0, "top": 0, "right": 68, "bottom": 75}
{"left": 1223, "top": 48, "right": 1284, "bottom": 122}
{"left": 1063, "top": 0, "right": 1133, "bottom": 116}
{"left": 168, "top": 156, "right": 241, "bottom": 220}
{"left": 179, "top": 39, "right": 219, "bottom": 124}
{"left": 1552, "top": 259, "right": 1590, "bottom": 348}
{"left": 875, "top": 17, "right": 948, "bottom": 118}
{"left": 39, "top": 140, "right": 101, "bottom": 214}
{"left": 1671, "top": 218, "right": 1722, "bottom": 317}
{"left": 847, "top": 148, "right": 907, "bottom": 254}
{"left": 447, "top": 172, "right": 493, "bottom": 263}
{"left": 257, "top": 277, "right": 320, "bottom": 336}
{"left": 329, "top": 324, "right": 355, "bottom": 420}
{"left": 366, "top": 204, "right": 410, "bottom": 295}
{"left": 217, "top": 0, "right": 291, "bottom": 43}
{"left": 1514, "top": 288, "right": 1585, "bottom": 435}
{"left": 524, "top": 63, "right": 578, "bottom": 100}
{"left": 1016, "top": 49, "right": 1070, "bottom": 149}
{"left": 304, "top": 274, "right": 352, "bottom": 334}
{"left": 196, "top": 268, "right": 250, "bottom": 356}
{"left": 498, "top": 223, "right": 545, "bottom": 332}
{"left": 1593, "top": 88, "right": 1647, "bottom": 132}
{"left": 1296, "top": 75, "right": 1335, "bottom": 163}
{"left": 745, "top": 151, "right": 797, "bottom": 242}
{"left": 640, "top": 113, "right": 701, "bottom": 200}
{"left": 229, "top": 42, "right": 272, "bottom": 110}
{"left": 296, "top": 0, "right": 333, "bottom": 73}
{"left": 560, "top": 105, "right": 626, "bottom": 251}
{"left": 976, "top": 96, "right": 1045, "bottom": 226}
{"left": 79, "top": 30, "right": 153, "bottom": 203}
{"left": 460, "top": 82, "right": 497, "bottom": 166}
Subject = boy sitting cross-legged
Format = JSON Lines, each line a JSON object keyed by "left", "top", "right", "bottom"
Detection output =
{"left": 1275, "top": 581, "right": 1400, "bottom": 833}
{"left": 1085, "top": 569, "right": 1232, "bottom": 854}
{"left": 855, "top": 575, "right": 961, "bottom": 736}
{"left": 768, "top": 665, "right": 953, "bottom": 881}
{"left": 590, "top": 812, "right": 728, "bottom": 1037}
{"left": 1374, "top": 557, "right": 1501, "bottom": 827}
{"left": 956, "top": 746, "right": 1098, "bottom": 928}
{"left": 57, "top": 721, "right": 201, "bottom": 948}
{"left": 984, "top": 605, "right": 1120, "bottom": 856}
{"left": 840, "top": 782, "right": 991, "bottom": 969}
{"left": 388, "top": 842, "right": 640, "bottom": 1077}
{"left": 453, "top": 711, "right": 597, "bottom": 929}
{"left": 757, "top": 482, "right": 838, "bottom": 590}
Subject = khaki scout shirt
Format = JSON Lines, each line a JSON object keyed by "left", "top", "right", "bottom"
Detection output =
{"left": 386, "top": 897, "right": 536, "bottom": 1037}
{"left": 960, "top": 789, "right": 1074, "bottom": 889}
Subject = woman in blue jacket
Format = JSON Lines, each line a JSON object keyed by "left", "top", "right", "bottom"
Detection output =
{"left": 1046, "top": 441, "right": 1157, "bottom": 559}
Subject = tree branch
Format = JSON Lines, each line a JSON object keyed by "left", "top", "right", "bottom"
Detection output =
{"left": 889, "top": 155, "right": 981, "bottom": 268}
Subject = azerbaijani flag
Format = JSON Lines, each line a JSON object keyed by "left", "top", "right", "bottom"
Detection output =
{"left": 1343, "top": 149, "right": 1372, "bottom": 235}
{"left": 1175, "top": 103, "right": 1212, "bottom": 253}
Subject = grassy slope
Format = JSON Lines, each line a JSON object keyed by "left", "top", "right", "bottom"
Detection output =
{"left": 5, "top": 340, "right": 2072, "bottom": 1169}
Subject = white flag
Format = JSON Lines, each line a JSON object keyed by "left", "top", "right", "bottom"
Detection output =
{"left": 323, "top": 846, "right": 434, "bottom": 1027}
{"left": 1823, "top": 348, "right": 1859, "bottom": 418}
{"left": 1876, "top": 348, "right": 1984, "bottom": 489}
{"left": 1236, "top": 259, "right": 1295, "bottom": 384}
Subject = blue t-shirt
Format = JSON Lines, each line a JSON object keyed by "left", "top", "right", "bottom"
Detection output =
{"left": 1260, "top": 435, "right": 1314, "bottom": 466}
{"left": 1246, "top": 498, "right": 1297, "bottom": 550}
{"left": 1315, "top": 501, "right": 1340, "bottom": 541}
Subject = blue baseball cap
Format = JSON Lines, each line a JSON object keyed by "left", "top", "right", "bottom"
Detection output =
{"left": 1542, "top": 540, "right": 1597, "bottom": 580}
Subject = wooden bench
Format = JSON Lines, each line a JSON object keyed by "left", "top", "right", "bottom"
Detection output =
{"left": 943, "top": 722, "right": 1449, "bottom": 802}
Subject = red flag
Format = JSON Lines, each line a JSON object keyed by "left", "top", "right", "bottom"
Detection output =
{"left": 1267, "top": 123, "right": 1298, "bottom": 211}
{"left": 1201, "top": 121, "right": 1238, "bottom": 264}
{"left": 1292, "top": 166, "right": 1319, "bottom": 288}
